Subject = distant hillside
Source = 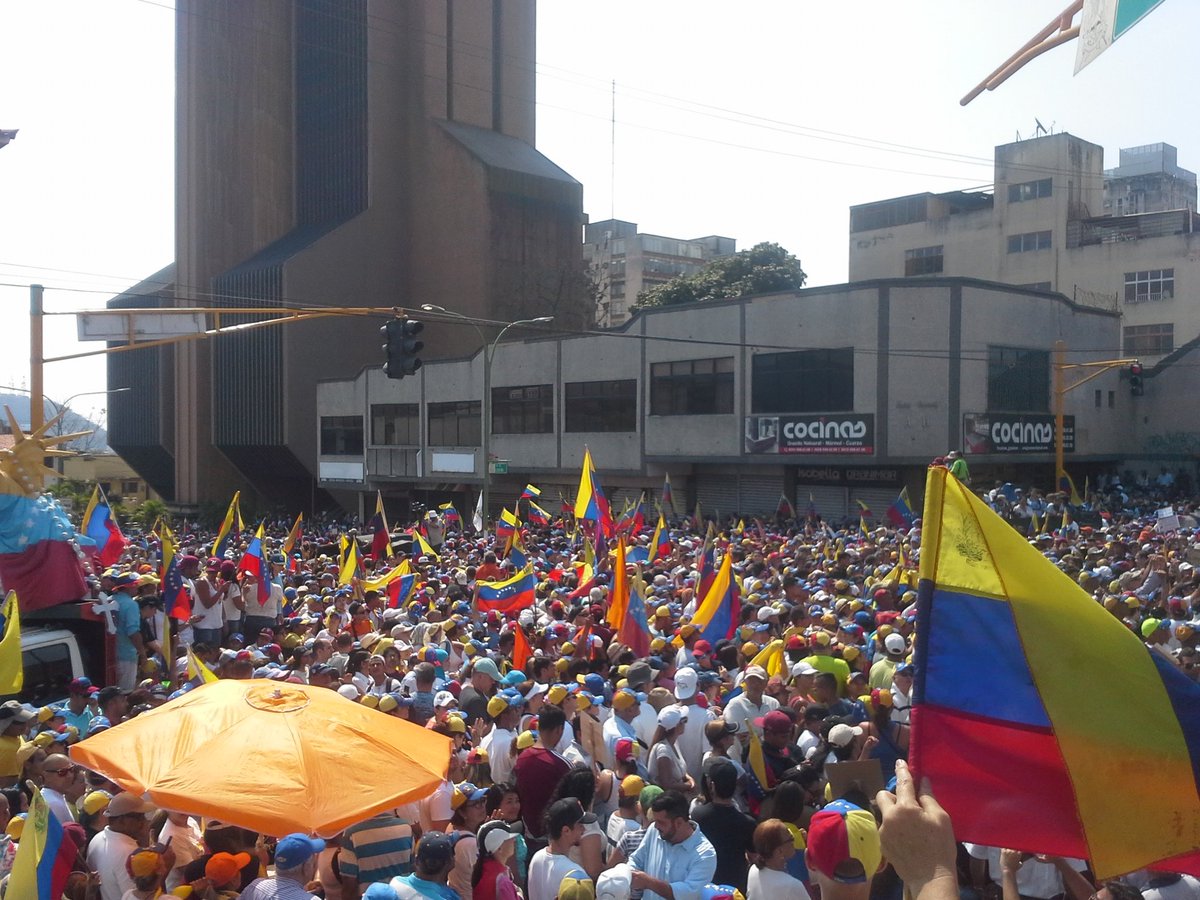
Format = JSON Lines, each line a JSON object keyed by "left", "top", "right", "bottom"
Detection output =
{"left": 0, "top": 392, "right": 109, "bottom": 451}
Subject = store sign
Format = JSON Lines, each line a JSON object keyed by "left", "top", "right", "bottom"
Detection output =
{"left": 794, "top": 466, "right": 901, "bottom": 486}
{"left": 744, "top": 415, "right": 874, "bottom": 455}
{"left": 963, "top": 413, "right": 1074, "bottom": 455}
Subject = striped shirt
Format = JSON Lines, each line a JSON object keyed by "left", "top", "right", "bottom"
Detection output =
{"left": 339, "top": 813, "right": 415, "bottom": 885}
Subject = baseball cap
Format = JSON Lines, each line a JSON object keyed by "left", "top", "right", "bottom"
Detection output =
{"left": 614, "top": 738, "right": 639, "bottom": 762}
{"left": 274, "top": 833, "right": 326, "bottom": 869}
{"left": 0, "top": 701, "right": 35, "bottom": 725}
{"left": 657, "top": 705, "right": 688, "bottom": 730}
{"left": 827, "top": 722, "right": 864, "bottom": 748}
{"left": 755, "top": 710, "right": 792, "bottom": 733}
{"left": 559, "top": 875, "right": 597, "bottom": 900}
{"left": 107, "top": 793, "right": 156, "bottom": 818}
{"left": 478, "top": 820, "right": 522, "bottom": 856}
{"left": 205, "top": 851, "right": 252, "bottom": 886}
{"left": 884, "top": 633, "right": 907, "bottom": 655}
{"left": 743, "top": 665, "right": 768, "bottom": 683}
{"left": 473, "top": 658, "right": 502, "bottom": 682}
{"left": 364, "top": 885, "right": 401, "bottom": 900}
{"left": 415, "top": 832, "right": 458, "bottom": 868}
{"left": 806, "top": 799, "right": 882, "bottom": 883}
{"left": 68, "top": 677, "right": 93, "bottom": 695}
{"left": 547, "top": 798, "right": 598, "bottom": 834}
{"left": 626, "top": 660, "right": 653, "bottom": 688}
{"left": 620, "top": 775, "right": 647, "bottom": 798}
{"left": 674, "top": 667, "right": 699, "bottom": 700}
{"left": 791, "top": 660, "right": 818, "bottom": 679}
{"left": 704, "top": 719, "right": 739, "bottom": 743}
{"left": 126, "top": 847, "right": 166, "bottom": 879}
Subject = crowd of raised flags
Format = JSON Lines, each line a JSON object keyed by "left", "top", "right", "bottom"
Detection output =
{"left": 1, "top": 449, "right": 1200, "bottom": 899}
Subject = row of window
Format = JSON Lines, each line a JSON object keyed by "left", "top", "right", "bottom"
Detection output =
{"left": 1124, "top": 268, "right": 1174, "bottom": 303}
{"left": 1007, "top": 178, "right": 1052, "bottom": 203}
{"left": 1007, "top": 230, "right": 1052, "bottom": 253}
{"left": 320, "top": 350, "right": 861, "bottom": 454}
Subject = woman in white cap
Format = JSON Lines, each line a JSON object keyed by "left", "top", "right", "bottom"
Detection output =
{"left": 647, "top": 706, "right": 694, "bottom": 795}
{"left": 473, "top": 820, "right": 523, "bottom": 900}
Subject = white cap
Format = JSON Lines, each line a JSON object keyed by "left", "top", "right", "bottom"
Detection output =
{"left": 790, "top": 660, "right": 818, "bottom": 679}
{"left": 434, "top": 690, "right": 457, "bottom": 708}
{"left": 827, "top": 723, "right": 863, "bottom": 747}
{"left": 884, "top": 633, "right": 907, "bottom": 655}
{"left": 657, "top": 704, "right": 688, "bottom": 730}
{"left": 337, "top": 684, "right": 360, "bottom": 700}
{"left": 674, "top": 667, "right": 698, "bottom": 700}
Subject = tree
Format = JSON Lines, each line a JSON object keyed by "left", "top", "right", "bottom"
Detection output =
{"left": 633, "top": 242, "right": 806, "bottom": 310}
{"left": 133, "top": 499, "right": 170, "bottom": 532}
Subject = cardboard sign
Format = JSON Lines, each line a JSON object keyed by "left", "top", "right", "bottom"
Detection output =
{"left": 1156, "top": 506, "right": 1181, "bottom": 534}
{"left": 825, "top": 759, "right": 885, "bottom": 802}
{"left": 579, "top": 713, "right": 610, "bottom": 770}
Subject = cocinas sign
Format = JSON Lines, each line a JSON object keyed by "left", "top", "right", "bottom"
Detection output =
{"left": 744, "top": 415, "right": 875, "bottom": 455}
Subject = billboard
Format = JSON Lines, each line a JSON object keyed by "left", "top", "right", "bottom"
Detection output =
{"left": 963, "top": 413, "right": 1074, "bottom": 455}
{"left": 744, "top": 414, "right": 874, "bottom": 456}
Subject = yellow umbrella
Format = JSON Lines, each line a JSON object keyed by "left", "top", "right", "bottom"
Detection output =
{"left": 71, "top": 680, "right": 450, "bottom": 838}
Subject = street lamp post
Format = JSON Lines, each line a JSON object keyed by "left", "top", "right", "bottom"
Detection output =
{"left": 421, "top": 305, "right": 552, "bottom": 527}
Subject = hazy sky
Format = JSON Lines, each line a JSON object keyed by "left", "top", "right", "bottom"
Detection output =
{"left": 0, "top": 0, "right": 1194, "bottom": 422}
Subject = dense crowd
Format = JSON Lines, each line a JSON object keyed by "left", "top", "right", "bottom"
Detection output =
{"left": 3, "top": 464, "right": 1199, "bottom": 900}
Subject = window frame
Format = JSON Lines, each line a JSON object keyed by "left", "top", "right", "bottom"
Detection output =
{"left": 1006, "top": 230, "right": 1053, "bottom": 254}
{"left": 426, "top": 401, "right": 482, "bottom": 447}
{"left": 1007, "top": 178, "right": 1053, "bottom": 203}
{"left": 491, "top": 384, "right": 555, "bottom": 435}
{"left": 751, "top": 348, "right": 855, "bottom": 414}
{"left": 1124, "top": 269, "right": 1175, "bottom": 304}
{"left": 904, "top": 245, "right": 944, "bottom": 276}
{"left": 986, "top": 346, "right": 1050, "bottom": 413}
{"left": 1123, "top": 323, "right": 1174, "bottom": 356}
{"left": 564, "top": 379, "right": 638, "bottom": 433}
{"left": 649, "top": 356, "right": 735, "bottom": 416}
{"left": 319, "top": 416, "right": 364, "bottom": 456}
{"left": 370, "top": 403, "right": 421, "bottom": 446}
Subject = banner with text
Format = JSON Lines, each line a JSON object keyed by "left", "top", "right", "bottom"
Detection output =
{"left": 744, "top": 414, "right": 875, "bottom": 455}
{"left": 963, "top": 413, "right": 1074, "bottom": 455}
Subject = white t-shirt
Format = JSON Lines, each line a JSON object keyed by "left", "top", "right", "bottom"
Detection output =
{"left": 964, "top": 844, "right": 1087, "bottom": 898}
{"left": 88, "top": 827, "right": 138, "bottom": 900}
{"left": 527, "top": 848, "right": 587, "bottom": 900}
{"left": 723, "top": 694, "right": 779, "bottom": 737}
{"left": 748, "top": 865, "right": 812, "bottom": 900}
{"left": 648, "top": 740, "right": 687, "bottom": 788}
{"left": 481, "top": 726, "right": 516, "bottom": 786}
{"left": 419, "top": 780, "right": 454, "bottom": 833}
{"left": 194, "top": 576, "right": 226, "bottom": 629}
{"left": 1142, "top": 875, "right": 1200, "bottom": 900}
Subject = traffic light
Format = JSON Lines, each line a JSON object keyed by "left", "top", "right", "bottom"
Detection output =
{"left": 1129, "top": 362, "right": 1144, "bottom": 396}
{"left": 381, "top": 317, "right": 424, "bottom": 379}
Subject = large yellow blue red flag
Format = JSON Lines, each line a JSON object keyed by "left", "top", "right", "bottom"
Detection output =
{"left": 913, "top": 465, "right": 1200, "bottom": 879}
{"left": 574, "top": 447, "right": 613, "bottom": 535}
{"left": 0, "top": 592, "right": 22, "bottom": 694}
{"left": 211, "top": 491, "right": 241, "bottom": 557}
{"left": 7, "top": 787, "right": 74, "bottom": 899}
{"left": 685, "top": 550, "right": 739, "bottom": 646}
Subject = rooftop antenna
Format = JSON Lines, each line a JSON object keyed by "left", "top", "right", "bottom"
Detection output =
{"left": 1035, "top": 118, "right": 1048, "bottom": 137}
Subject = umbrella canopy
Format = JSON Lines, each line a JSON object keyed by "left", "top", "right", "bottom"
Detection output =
{"left": 71, "top": 680, "right": 451, "bottom": 838}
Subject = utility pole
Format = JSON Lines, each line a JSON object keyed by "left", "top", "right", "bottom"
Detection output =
{"left": 30, "top": 284, "right": 44, "bottom": 433}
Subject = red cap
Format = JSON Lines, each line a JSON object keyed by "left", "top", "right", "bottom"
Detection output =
{"left": 785, "top": 635, "right": 805, "bottom": 651}
{"left": 754, "top": 710, "right": 793, "bottom": 733}
{"left": 693, "top": 640, "right": 713, "bottom": 655}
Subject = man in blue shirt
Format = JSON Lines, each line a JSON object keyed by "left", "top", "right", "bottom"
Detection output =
{"left": 391, "top": 833, "right": 460, "bottom": 900}
{"left": 630, "top": 790, "right": 717, "bottom": 900}
{"left": 111, "top": 573, "right": 145, "bottom": 691}
{"left": 54, "top": 677, "right": 95, "bottom": 734}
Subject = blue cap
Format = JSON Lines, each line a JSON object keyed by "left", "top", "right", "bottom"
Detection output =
{"left": 275, "top": 833, "right": 326, "bottom": 869}
{"left": 230, "top": 633, "right": 244, "bottom": 643}
{"left": 364, "top": 885, "right": 400, "bottom": 900}
{"left": 582, "top": 673, "right": 606, "bottom": 694}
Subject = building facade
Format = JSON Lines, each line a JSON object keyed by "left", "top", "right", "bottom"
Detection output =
{"left": 107, "top": 0, "right": 587, "bottom": 512}
{"left": 584, "top": 219, "right": 735, "bottom": 327}
{"left": 849, "top": 133, "right": 1200, "bottom": 366}
{"left": 315, "top": 277, "right": 1138, "bottom": 521}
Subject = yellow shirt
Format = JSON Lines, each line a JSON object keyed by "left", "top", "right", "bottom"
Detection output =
{"left": 0, "top": 736, "right": 24, "bottom": 778}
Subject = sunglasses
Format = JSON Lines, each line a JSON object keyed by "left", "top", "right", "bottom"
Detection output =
{"left": 47, "top": 765, "right": 79, "bottom": 777}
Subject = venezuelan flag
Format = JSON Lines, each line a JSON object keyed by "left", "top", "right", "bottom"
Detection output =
{"left": 621, "top": 569, "right": 652, "bottom": 658}
{"left": 0, "top": 592, "right": 22, "bottom": 694}
{"left": 476, "top": 567, "right": 536, "bottom": 614}
{"left": 81, "top": 485, "right": 127, "bottom": 566}
{"left": 688, "top": 550, "right": 739, "bottom": 645}
{"left": 887, "top": 487, "right": 916, "bottom": 528}
{"left": 650, "top": 514, "right": 671, "bottom": 561}
{"left": 211, "top": 491, "right": 241, "bottom": 558}
{"left": 7, "top": 787, "right": 75, "bottom": 899}
{"left": 913, "top": 465, "right": 1200, "bottom": 879}
{"left": 281, "top": 513, "right": 303, "bottom": 572}
{"left": 369, "top": 493, "right": 393, "bottom": 560}
{"left": 662, "top": 473, "right": 675, "bottom": 515}
{"left": 187, "top": 644, "right": 219, "bottom": 684}
{"left": 439, "top": 502, "right": 461, "bottom": 527}
{"left": 495, "top": 508, "right": 519, "bottom": 541}
{"left": 237, "top": 524, "right": 270, "bottom": 602}
{"left": 574, "top": 447, "right": 613, "bottom": 535}
{"left": 520, "top": 484, "right": 541, "bottom": 500}
{"left": 508, "top": 535, "right": 529, "bottom": 570}
{"left": 157, "top": 522, "right": 191, "bottom": 622}
{"left": 386, "top": 572, "right": 418, "bottom": 609}
{"left": 527, "top": 501, "right": 551, "bottom": 527}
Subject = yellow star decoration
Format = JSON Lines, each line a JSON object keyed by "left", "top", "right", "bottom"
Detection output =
{"left": 0, "top": 406, "right": 92, "bottom": 498}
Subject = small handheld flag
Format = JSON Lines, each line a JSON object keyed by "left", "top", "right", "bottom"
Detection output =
{"left": 476, "top": 567, "right": 536, "bottom": 613}
{"left": 81, "top": 485, "right": 127, "bottom": 567}
{"left": 211, "top": 491, "right": 241, "bottom": 558}
{"left": 0, "top": 592, "right": 22, "bottom": 694}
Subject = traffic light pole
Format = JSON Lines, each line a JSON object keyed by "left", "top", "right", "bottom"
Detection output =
{"left": 1052, "top": 339, "right": 1139, "bottom": 495}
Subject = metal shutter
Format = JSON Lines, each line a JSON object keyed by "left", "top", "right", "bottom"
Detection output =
{"left": 694, "top": 476, "right": 740, "bottom": 521}
{"left": 737, "top": 475, "right": 783, "bottom": 516}
{"left": 797, "top": 485, "right": 848, "bottom": 522}
{"left": 849, "top": 488, "right": 900, "bottom": 526}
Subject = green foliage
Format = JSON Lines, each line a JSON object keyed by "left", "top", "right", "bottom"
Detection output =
{"left": 633, "top": 242, "right": 807, "bottom": 310}
{"left": 133, "top": 499, "right": 170, "bottom": 531}
{"left": 46, "top": 478, "right": 93, "bottom": 513}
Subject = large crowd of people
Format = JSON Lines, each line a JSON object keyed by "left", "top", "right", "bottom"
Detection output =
{"left": 2, "top": 462, "right": 1199, "bottom": 900}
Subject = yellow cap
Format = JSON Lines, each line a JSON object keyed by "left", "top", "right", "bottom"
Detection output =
{"left": 445, "top": 715, "right": 467, "bottom": 734}
{"left": 547, "top": 685, "right": 569, "bottom": 705}
{"left": 516, "top": 730, "right": 536, "bottom": 750}
{"left": 378, "top": 694, "right": 399, "bottom": 713}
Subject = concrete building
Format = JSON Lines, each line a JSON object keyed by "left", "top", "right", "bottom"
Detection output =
{"left": 848, "top": 133, "right": 1200, "bottom": 366}
{"left": 584, "top": 219, "right": 735, "bottom": 326}
{"left": 315, "top": 277, "right": 1132, "bottom": 521}
{"left": 58, "top": 454, "right": 162, "bottom": 507}
{"left": 107, "top": 0, "right": 587, "bottom": 512}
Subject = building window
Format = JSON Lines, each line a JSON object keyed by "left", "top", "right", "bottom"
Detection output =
{"left": 492, "top": 385, "right": 554, "bottom": 434}
{"left": 370, "top": 403, "right": 420, "bottom": 446}
{"left": 320, "top": 416, "right": 363, "bottom": 455}
{"left": 1007, "top": 231, "right": 1052, "bottom": 253}
{"left": 427, "top": 402, "right": 481, "bottom": 447}
{"left": 98, "top": 482, "right": 112, "bottom": 496}
{"left": 1124, "top": 269, "right": 1174, "bottom": 304}
{"left": 1124, "top": 324, "right": 1174, "bottom": 356}
{"left": 565, "top": 380, "right": 637, "bottom": 432}
{"left": 751, "top": 349, "right": 854, "bottom": 413}
{"left": 1108, "top": 390, "right": 1115, "bottom": 408}
{"left": 1094, "top": 389, "right": 1101, "bottom": 408}
{"left": 904, "top": 245, "right": 944, "bottom": 276}
{"left": 987, "top": 347, "right": 1049, "bottom": 412}
{"left": 650, "top": 357, "right": 735, "bottom": 416}
{"left": 1007, "top": 178, "right": 1052, "bottom": 203}
{"left": 121, "top": 480, "right": 140, "bottom": 495}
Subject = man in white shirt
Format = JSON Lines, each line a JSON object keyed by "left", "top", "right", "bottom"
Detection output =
{"left": 721, "top": 665, "right": 778, "bottom": 749}
{"left": 528, "top": 798, "right": 593, "bottom": 900}
{"left": 87, "top": 793, "right": 156, "bottom": 900}
{"left": 480, "top": 693, "right": 521, "bottom": 787}
{"left": 41, "top": 754, "right": 84, "bottom": 824}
